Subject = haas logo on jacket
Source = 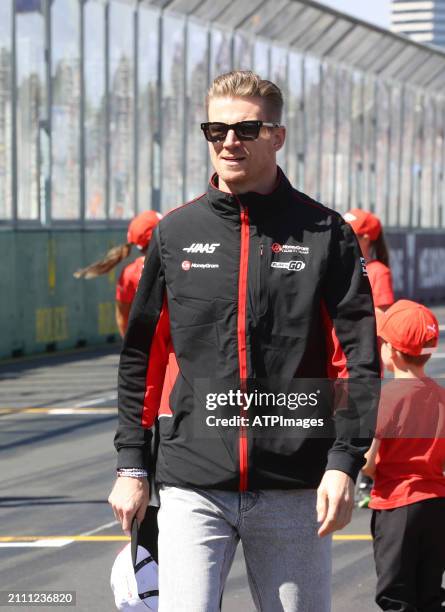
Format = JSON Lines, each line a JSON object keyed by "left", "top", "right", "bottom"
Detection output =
{"left": 183, "top": 243, "right": 220, "bottom": 254}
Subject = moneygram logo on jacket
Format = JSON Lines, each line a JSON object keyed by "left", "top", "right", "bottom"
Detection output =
{"left": 116, "top": 168, "right": 380, "bottom": 492}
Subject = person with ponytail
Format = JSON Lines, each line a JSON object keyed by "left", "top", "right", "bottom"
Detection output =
{"left": 74, "top": 210, "right": 162, "bottom": 337}
{"left": 344, "top": 208, "right": 394, "bottom": 314}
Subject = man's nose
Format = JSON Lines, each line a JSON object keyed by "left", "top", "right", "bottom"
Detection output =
{"left": 223, "top": 128, "right": 240, "bottom": 147}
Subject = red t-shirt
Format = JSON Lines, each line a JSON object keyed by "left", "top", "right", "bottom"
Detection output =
{"left": 366, "top": 260, "right": 394, "bottom": 308}
{"left": 370, "top": 378, "right": 445, "bottom": 510}
{"left": 115, "top": 257, "right": 145, "bottom": 304}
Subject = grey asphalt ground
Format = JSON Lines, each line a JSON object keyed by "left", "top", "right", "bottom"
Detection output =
{"left": 1, "top": 307, "right": 445, "bottom": 612}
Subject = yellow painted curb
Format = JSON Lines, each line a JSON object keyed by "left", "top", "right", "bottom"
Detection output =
{"left": 0, "top": 534, "right": 372, "bottom": 543}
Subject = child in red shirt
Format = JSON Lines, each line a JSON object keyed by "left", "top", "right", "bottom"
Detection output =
{"left": 363, "top": 300, "right": 445, "bottom": 612}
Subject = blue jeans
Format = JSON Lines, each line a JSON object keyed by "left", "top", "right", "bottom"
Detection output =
{"left": 158, "top": 486, "right": 332, "bottom": 612}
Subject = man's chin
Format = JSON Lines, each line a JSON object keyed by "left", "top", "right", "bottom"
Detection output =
{"left": 218, "top": 167, "right": 248, "bottom": 184}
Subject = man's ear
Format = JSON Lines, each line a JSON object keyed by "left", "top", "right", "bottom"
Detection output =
{"left": 273, "top": 127, "right": 286, "bottom": 151}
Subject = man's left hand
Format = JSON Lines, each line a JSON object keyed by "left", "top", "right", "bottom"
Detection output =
{"left": 316, "top": 469, "right": 355, "bottom": 537}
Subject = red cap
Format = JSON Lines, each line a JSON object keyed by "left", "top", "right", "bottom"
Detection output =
{"left": 377, "top": 299, "right": 439, "bottom": 356}
{"left": 127, "top": 211, "right": 162, "bottom": 249}
{"left": 344, "top": 208, "right": 382, "bottom": 241}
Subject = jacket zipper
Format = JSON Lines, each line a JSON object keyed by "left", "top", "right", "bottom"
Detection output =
{"left": 258, "top": 244, "right": 264, "bottom": 319}
{"left": 237, "top": 200, "right": 250, "bottom": 491}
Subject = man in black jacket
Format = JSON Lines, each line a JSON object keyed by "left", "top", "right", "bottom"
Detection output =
{"left": 109, "top": 70, "right": 380, "bottom": 611}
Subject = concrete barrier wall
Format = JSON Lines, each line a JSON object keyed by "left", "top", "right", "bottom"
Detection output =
{"left": 0, "top": 229, "right": 127, "bottom": 359}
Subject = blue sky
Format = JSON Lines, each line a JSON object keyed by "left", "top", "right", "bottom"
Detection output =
{"left": 317, "top": 0, "right": 391, "bottom": 29}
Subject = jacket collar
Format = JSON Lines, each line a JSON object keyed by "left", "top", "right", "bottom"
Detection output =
{"left": 206, "top": 167, "right": 292, "bottom": 222}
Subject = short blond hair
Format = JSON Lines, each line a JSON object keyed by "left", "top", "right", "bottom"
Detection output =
{"left": 207, "top": 71, "right": 283, "bottom": 122}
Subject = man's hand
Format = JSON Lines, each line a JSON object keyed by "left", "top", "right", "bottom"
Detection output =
{"left": 316, "top": 470, "right": 354, "bottom": 538}
{"left": 108, "top": 477, "right": 150, "bottom": 535}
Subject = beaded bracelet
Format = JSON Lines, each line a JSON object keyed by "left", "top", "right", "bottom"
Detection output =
{"left": 117, "top": 468, "right": 148, "bottom": 478}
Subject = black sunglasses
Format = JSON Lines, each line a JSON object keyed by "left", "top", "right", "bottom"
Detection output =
{"left": 200, "top": 120, "right": 281, "bottom": 142}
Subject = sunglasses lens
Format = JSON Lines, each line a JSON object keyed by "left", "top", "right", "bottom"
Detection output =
{"left": 206, "top": 124, "right": 228, "bottom": 142}
{"left": 236, "top": 122, "right": 260, "bottom": 140}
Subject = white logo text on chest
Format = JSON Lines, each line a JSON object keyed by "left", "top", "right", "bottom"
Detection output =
{"left": 183, "top": 243, "right": 220, "bottom": 254}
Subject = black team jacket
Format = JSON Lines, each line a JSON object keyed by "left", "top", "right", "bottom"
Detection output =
{"left": 115, "top": 168, "right": 380, "bottom": 491}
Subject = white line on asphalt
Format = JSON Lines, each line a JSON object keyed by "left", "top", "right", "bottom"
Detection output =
{"left": 0, "top": 539, "right": 74, "bottom": 548}
{"left": 431, "top": 353, "right": 445, "bottom": 359}
{"left": 439, "top": 325, "right": 445, "bottom": 331}
{"left": 81, "top": 520, "right": 119, "bottom": 537}
{"left": 0, "top": 407, "right": 116, "bottom": 415}
{"left": 0, "top": 522, "right": 119, "bottom": 549}
{"left": 48, "top": 408, "right": 116, "bottom": 415}
{"left": 75, "top": 393, "right": 117, "bottom": 407}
